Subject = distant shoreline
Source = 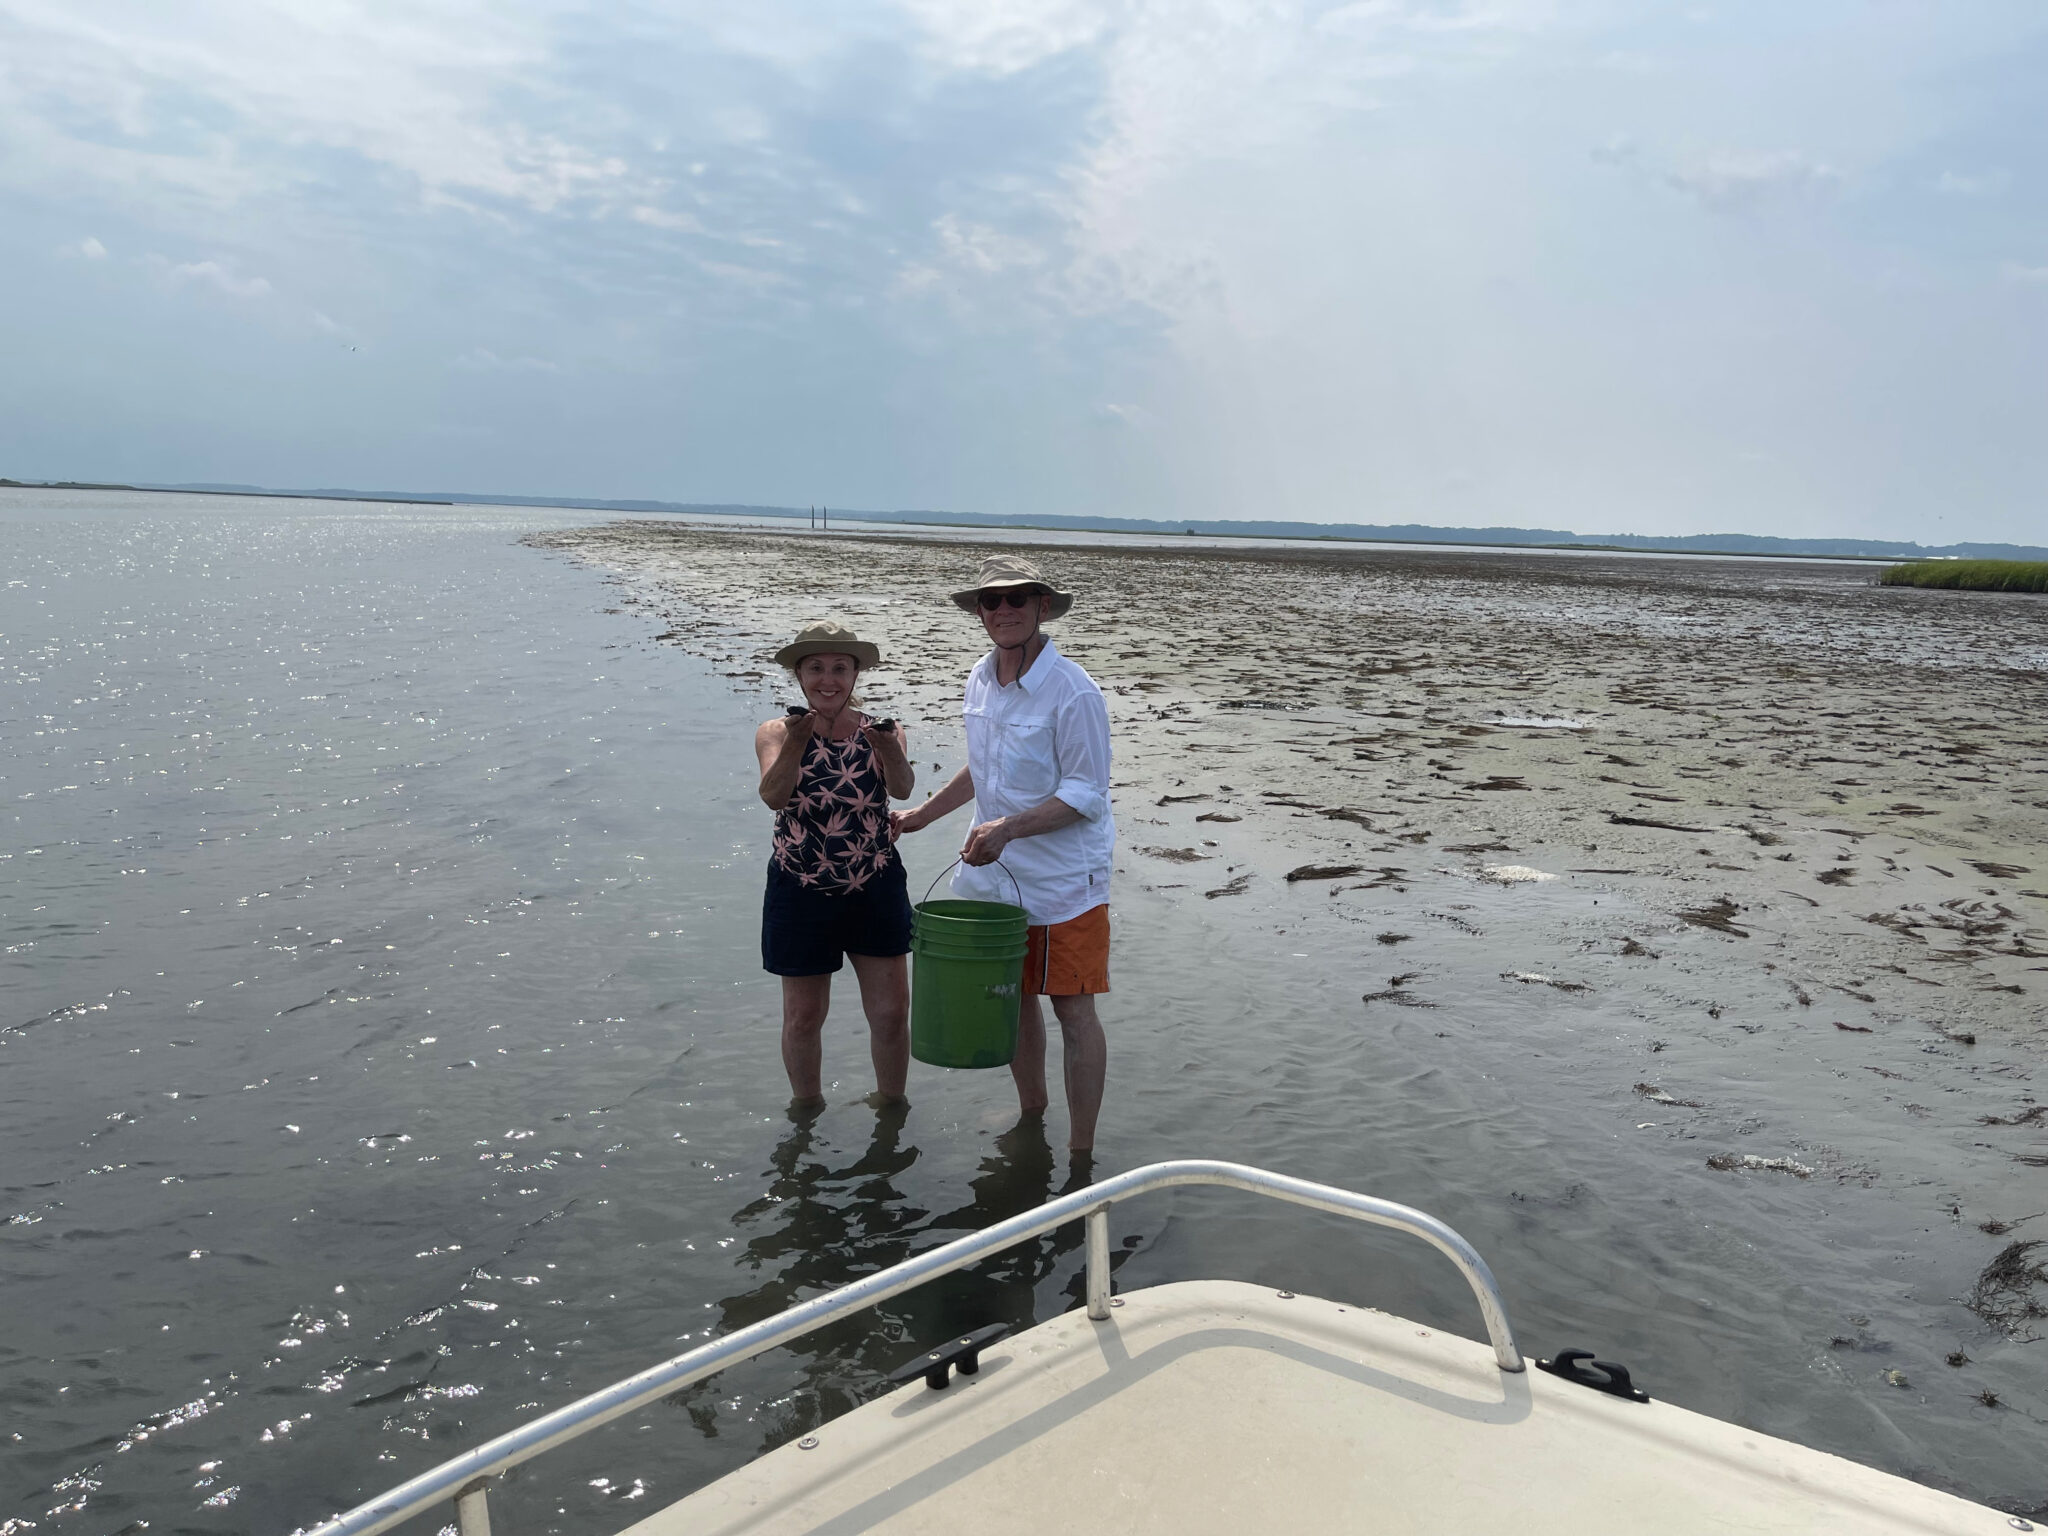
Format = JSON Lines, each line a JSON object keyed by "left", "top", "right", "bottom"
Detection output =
{"left": 809, "top": 516, "right": 1902, "bottom": 564}
{"left": 5, "top": 476, "right": 2039, "bottom": 564}
{"left": 0, "top": 477, "right": 455, "bottom": 508}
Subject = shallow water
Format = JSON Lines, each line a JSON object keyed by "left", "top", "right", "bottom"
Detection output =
{"left": 2, "top": 491, "right": 2040, "bottom": 1534}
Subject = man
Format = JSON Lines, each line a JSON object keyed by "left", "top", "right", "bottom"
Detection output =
{"left": 892, "top": 555, "right": 1115, "bottom": 1155}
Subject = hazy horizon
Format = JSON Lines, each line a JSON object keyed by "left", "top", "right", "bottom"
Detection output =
{"left": 5, "top": 2, "right": 2045, "bottom": 545}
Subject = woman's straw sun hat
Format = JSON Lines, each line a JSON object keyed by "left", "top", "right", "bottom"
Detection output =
{"left": 949, "top": 554, "right": 1074, "bottom": 619}
{"left": 774, "top": 619, "right": 881, "bottom": 669}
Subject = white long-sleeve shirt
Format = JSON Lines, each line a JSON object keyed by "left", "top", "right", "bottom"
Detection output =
{"left": 949, "top": 639, "right": 1116, "bottom": 926}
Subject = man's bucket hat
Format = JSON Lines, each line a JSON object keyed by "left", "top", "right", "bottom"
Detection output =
{"left": 774, "top": 619, "right": 881, "bottom": 669}
{"left": 950, "top": 554, "right": 1075, "bottom": 620}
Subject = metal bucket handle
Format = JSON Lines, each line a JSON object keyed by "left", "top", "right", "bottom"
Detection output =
{"left": 922, "top": 856, "right": 1023, "bottom": 910}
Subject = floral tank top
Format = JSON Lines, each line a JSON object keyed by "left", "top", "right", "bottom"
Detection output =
{"left": 771, "top": 721, "right": 899, "bottom": 894}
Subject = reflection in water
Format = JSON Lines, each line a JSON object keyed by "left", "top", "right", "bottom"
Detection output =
{"left": 698, "top": 1111, "right": 1103, "bottom": 1453}
{"left": 15, "top": 493, "right": 2043, "bottom": 1530}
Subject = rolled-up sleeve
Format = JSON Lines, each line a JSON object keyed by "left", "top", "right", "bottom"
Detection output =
{"left": 1051, "top": 688, "right": 1112, "bottom": 822}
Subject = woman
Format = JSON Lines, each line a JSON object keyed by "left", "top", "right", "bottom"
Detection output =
{"left": 754, "top": 619, "right": 916, "bottom": 1109}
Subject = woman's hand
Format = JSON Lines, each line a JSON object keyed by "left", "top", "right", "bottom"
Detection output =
{"left": 865, "top": 717, "right": 914, "bottom": 800}
{"left": 755, "top": 711, "right": 817, "bottom": 810}
{"left": 888, "top": 806, "right": 921, "bottom": 843}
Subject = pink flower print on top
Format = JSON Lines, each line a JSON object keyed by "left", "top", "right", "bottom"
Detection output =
{"left": 771, "top": 723, "right": 902, "bottom": 894}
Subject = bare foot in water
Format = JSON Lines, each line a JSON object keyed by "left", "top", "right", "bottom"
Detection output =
{"left": 1061, "top": 1149, "right": 1096, "bottom": 1192}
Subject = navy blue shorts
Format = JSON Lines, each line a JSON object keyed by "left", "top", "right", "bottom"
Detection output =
{"left": 761, "top": 857, "right": 914, "bottom": 976}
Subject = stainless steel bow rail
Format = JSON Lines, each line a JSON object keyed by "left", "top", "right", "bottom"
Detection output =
{"left": 299, "top": 1159, "right": 1523, "bottom": 1536}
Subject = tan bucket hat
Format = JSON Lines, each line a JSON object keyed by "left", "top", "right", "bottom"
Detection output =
{"left": 773, "top": 618, "right": 881, "bottom": 669}
{"left": 949, "top": 554, "right": 1074, "bottom": 619}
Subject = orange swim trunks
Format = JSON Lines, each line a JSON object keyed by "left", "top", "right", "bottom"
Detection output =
{"left": 1023, "top": 903, "right": 1111, "bottom": 996}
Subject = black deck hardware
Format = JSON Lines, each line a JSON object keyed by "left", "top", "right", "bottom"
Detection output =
{"left": 886, "top": 1324, "right": 1011, "bottom": 1392}
{"left": 1536, "top": 1349, "right": 1650, "bottom": 1403}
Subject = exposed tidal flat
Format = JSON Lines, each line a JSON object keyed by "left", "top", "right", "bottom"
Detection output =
{"left": 533, "top": 519, "right": 2048, "bottom": 1514}
{"left": 3, "top": 489, "right": 2044, "bottom": 1533}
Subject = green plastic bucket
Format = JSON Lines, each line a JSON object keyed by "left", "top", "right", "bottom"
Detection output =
{"left": 911, "top": 863, "right": 1029, "bottom": 1069}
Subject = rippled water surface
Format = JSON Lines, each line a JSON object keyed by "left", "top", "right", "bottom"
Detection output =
{"left": 3, "top": 490, "right": 2038, "bottom": 1534}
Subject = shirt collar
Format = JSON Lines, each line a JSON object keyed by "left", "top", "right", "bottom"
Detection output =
{"left": 1009, "top": 636, "right": 1059, "bottom": 693}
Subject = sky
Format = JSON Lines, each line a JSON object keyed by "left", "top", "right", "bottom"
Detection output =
{"left": 2, "top": 1, "right": 2044, "bottom": 541}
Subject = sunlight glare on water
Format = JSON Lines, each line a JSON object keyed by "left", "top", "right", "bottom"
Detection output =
{"left": 2, "top": 490, "right": 2039, "bottom": 1533}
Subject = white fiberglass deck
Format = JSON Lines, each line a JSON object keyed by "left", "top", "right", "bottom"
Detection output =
{"left": 627, "top": 1280, "right": 2009, "bottom": 1536}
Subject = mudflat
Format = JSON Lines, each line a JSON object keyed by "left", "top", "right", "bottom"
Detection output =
{"left": 533, "top": 520, "right": 2046, "bottom": 1046}
{"left": 531, "top": 518, "right": 2048, "bottom": 1497}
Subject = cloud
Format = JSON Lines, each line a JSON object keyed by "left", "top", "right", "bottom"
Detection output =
{"left": 1662, "top": 151, "right": 1841, "bottom": 207}
{"left": 897, "top": 0, "right": 1112, "bottom": 76}
{"left": 893, "top": 262, "right": 944, "bottom": 296}
{"left": 933, "top": 213, "right": 1043, "bottom": 274}
{"left": 143, "top": 255, "right": 273, "bottom": 298}
{"left": 1589, "top": 135, "right": 1638, "bottom": 170}
{"left": 1935, "top": 169, "right": 2008, "bottom": 197}
{"left": 1026, "top": 0, "right": 1563, "bottom": 321}
{"left": 629, "top": 205, "right": 704, "bottom": 234}
{"left": 4, "top": 0, "right": 2044, "bottom": 544}
{"left": 1595, "top": 139, "right": 1842, "bottom": 209}
{"left": 0, "top": 0, "right": 644, "bottom": 217}
{"left": 1093, "top": 401, "right": 1149, "bottom": 426}
{"left": 50, "top": 233, "right": 111, "bottom": 261}
{"left": 453, "top": 347, "right": 560, "bottom": 372}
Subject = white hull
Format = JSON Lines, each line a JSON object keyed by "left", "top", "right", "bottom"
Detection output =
{"left": 628, "top": 1279, "right": 2007, "bottom": 1536}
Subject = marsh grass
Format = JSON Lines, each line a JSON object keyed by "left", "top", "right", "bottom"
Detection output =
{"left": 1880, "top": 560, "right": 2048, "bottom": 592}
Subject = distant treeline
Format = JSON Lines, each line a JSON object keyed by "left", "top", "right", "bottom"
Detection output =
{"left": 1880, "top": 560, "right": 2048, "bottom": 593}
{"left": 10, "top": 476, "right": 2046, "bottom": 562}
{"left": 857, "top": 510, "right": 2048, "bottom": 562}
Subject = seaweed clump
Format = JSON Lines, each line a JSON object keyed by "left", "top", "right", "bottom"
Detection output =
{"left": 1880, "top": 560, "right": 2048, "bottom": 593}
{"left": 1966, "top": 1240, "right": 2048, "bottom": 1338}
{"left": 1678, "top": 897, "right": 1749, "bottom": 938}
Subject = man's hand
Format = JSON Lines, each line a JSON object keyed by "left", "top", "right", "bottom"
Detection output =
{"left": 960, "top": 818, "right": 1013, "bottom": 866}
{"left": 892, "top": 766, "right": 974, "bottom": 842}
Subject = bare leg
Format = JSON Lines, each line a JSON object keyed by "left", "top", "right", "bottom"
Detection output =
{"left": 1049, "top": 993, "right": 1106, "bottom": 1153}
{"left": 847, "top": 951, "right": 910, "bottom": 1101}
{"left": 780, "top": 974, "right": 832, "bottom": 1105}
{"left": 1010, "top": 993, "right": 1051, "bottom": 1115}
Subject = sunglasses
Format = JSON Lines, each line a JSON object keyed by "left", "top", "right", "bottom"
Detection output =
{"left": 975, "top": 589, "right": 1041, "bottom": 611}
